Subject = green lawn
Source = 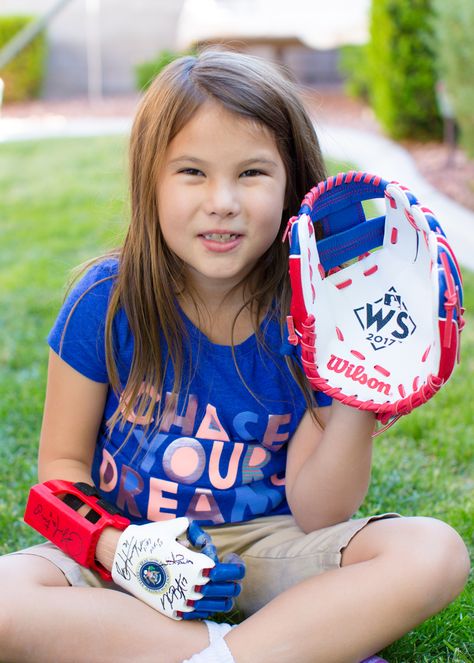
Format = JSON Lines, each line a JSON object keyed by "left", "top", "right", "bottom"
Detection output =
{"left": 0, "top": 136, "right": 472, "bottom": 662}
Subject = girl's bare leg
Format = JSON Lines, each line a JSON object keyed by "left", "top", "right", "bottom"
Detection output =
{"left": 0, "top": 555, "right": 208, "bottom": 663}
{"left": 226, "top": 517, "right": 470, "bottom": 663}
{"left": 1, "top": 518, "right": 468, "bottom": 663}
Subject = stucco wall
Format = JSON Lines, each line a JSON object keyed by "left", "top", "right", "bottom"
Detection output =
{"left": 1, "top": 0, "right": 341, "bottom": 98}
{"left": 1, "top": 0, "right": 185, "bottom": 98}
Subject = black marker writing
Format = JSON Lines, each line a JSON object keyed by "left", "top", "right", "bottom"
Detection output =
{"left": 163, "top": 552, "right": 194, "bottom": 567}
{"left": 114, "top": 536, "right": 164, "bottom": 581}
{"left": 32, "top": 505, "right": 82, "bottom": 551}
{"left": 160, "top": 574, "right": 189, "bottom": 612}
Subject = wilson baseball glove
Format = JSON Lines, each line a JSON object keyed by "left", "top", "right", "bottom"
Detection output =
{"left": 286, "top": 171, "right": 464, "bottom": 426}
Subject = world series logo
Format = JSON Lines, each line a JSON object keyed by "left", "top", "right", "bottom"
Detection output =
{"left": 354, "top": 286, "right": 416, "bottom": 351}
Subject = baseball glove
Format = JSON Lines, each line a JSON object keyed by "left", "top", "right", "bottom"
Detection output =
{"left": 286, "top": 171, "right": 464, "bottom": 426}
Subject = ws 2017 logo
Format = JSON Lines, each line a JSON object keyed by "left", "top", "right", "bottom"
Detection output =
{"left": 354, "top": 286, "right": 416, "bottom": 351}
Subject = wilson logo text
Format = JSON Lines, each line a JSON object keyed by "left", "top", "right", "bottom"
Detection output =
{"left": 327, "top": 355, "right": 392, "bottom": 395}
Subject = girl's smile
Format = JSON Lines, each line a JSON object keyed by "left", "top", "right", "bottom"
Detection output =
{"left": 199, "top": 231, "right": 243, "bottom": 253}
{"left": 156, "top": 101, "right": 287, "bottom": 295}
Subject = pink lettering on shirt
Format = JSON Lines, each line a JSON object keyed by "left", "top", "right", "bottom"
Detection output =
{"left": 208, "top": 440, "right": 244, "bottom": 489}
{"left": 119, "top": 382, "right": 160, "bottom": 425}
{"left": 99, "top": 448, "right": 118, "bottom": 492}
{"left": 270, "top": 472, "right": 286, "bottom": 486}
{"left": 163, "top": 437, "right": 206, "bottom": 484}
{"left": 195, "top": 404, "right": 230, "bottom": 441}
{"left": 160, "top": 393, "right": 198, "bottom": 434}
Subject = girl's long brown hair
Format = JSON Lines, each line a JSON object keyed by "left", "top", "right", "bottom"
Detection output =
{"left": 102, "top": 49, "right": 327, "bottom": 433}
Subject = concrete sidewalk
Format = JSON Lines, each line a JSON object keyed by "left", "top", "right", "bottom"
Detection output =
{"left": 0, "top": 114, "right": 132, "bottom": 141}
{"left": 1, "top": 111, "right": 473, "bottom": 270}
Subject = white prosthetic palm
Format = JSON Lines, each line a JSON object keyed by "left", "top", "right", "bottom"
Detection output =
{"left": 111, "top": 517, "right": 215, "bottom": 620}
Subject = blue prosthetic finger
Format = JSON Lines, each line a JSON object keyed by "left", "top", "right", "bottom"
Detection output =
{"left": 199, "top": 581, "right": 241, "bottom": 598}
{"left": 187, "top": 520, "right": 212, "bottom": 548}
{"left": 209, "top": 560, "right": 246, "bottom": 582}
{"left": 201, "top": 542, "right": 218, "bottom": 563}
{"left": 180, "top": 610, "right": 213, "bottom": 621}
{"left": 187, "top": 522, "right": 219, "bottom": 563}
{"left": 191, "top": 597, "right": 234, "bottom": 613}
{"left": 222, "top": 552, "right": 244, "bottom": 565}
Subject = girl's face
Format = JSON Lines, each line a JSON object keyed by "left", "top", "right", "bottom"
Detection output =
{"left": 157, "top": 101, "right": 287, "bottom": 295}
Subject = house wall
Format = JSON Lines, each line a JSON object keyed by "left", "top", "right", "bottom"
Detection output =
{"left": 0, "top": 0, "right": 340, "bottom": 98}
{"left": 1, "top": 0, "right": 185, "bottom": 98}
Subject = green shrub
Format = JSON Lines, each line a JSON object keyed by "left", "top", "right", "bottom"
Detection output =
{"left": 135, "top": 49, "right": 195, "bottom": 92}
{"left": 338, "top": 45, "right": 371, "bottom": 102}
{"left": 433, "top": 0, "right": 474, "bottom": 157}
{"left": 367, "top": 0, "right": 441, "bottom": 140}
{"left": 0, "top": 15, "right": 46, "bottom": 103}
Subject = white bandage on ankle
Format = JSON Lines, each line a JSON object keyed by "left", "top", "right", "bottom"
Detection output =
{"left": 204, "top": 620, "right": 234, "bottom": 644}
{"left": 182, "top": 628, "right": 235, "bottom": 663}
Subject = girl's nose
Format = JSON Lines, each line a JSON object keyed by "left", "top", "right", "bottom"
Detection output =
{"left": 203, "top": 181, "right": 240, "bottom": 218}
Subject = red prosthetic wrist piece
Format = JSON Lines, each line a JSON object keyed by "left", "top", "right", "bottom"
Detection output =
{"left": 24, "top": 480, "right": 130, "bottom": 580}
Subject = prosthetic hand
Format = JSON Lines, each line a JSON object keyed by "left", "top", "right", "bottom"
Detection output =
{"left": 112, "top": 518, "right": 245, "bottom": 620}
{"left": 24, "top": 481, "right": 245, "bottom": 620}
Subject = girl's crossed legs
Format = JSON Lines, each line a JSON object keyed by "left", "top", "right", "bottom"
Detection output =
{"left": 0, "top": 515, "right": 469, "bottom": 663}
{"left": 227, "top": 515, "right": 470, "bottom": 663}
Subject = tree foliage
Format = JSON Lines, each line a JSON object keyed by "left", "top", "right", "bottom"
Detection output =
{"left": 433, "top": 0, "right": 474, "bottom": 157}
{"left": 0, "top": 16, "right": 46, "bottom": 103}
{"left": 367, "top": 0, "right": 441, "bottom": 140}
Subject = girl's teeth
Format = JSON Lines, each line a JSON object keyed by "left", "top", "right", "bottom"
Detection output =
{"left": 204, "top": 233, "right": 237, "bottom": 242}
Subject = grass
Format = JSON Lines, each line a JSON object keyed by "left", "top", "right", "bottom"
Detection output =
{"left": 0, "top": 136, "right": 472, "bottom": 662}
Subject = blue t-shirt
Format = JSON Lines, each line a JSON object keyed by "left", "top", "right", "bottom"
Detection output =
{"left": 48, "top": 259, "right": 330, "bottom": 525}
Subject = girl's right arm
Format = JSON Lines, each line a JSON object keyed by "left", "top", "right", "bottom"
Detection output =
{"left": 35, "top": 350, "right": 246, "bottom": 616}
{"left": 37, "top": 349, "right": 121, "bottom": 569}
{"left": 38, "top": 349, "right": 108, "bottom": 484}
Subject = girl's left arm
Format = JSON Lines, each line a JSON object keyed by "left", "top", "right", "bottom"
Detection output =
{"left": 285, "top": 401, "right": 376, "bottom": 533}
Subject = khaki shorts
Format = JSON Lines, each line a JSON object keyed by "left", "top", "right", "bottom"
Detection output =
{"left": 12, "top": 512, "right": 399, "bottom": 617}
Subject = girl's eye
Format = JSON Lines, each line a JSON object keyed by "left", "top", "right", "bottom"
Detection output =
{"left": 240, "top": 169, "right": 265, "bottom": 178}
{"left": 179, "top": 168, "right": 204, "bottom": 176}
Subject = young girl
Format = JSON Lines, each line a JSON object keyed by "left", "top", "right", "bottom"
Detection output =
{"left": 0, "top": 49, "right": 469, "bottom": 663}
